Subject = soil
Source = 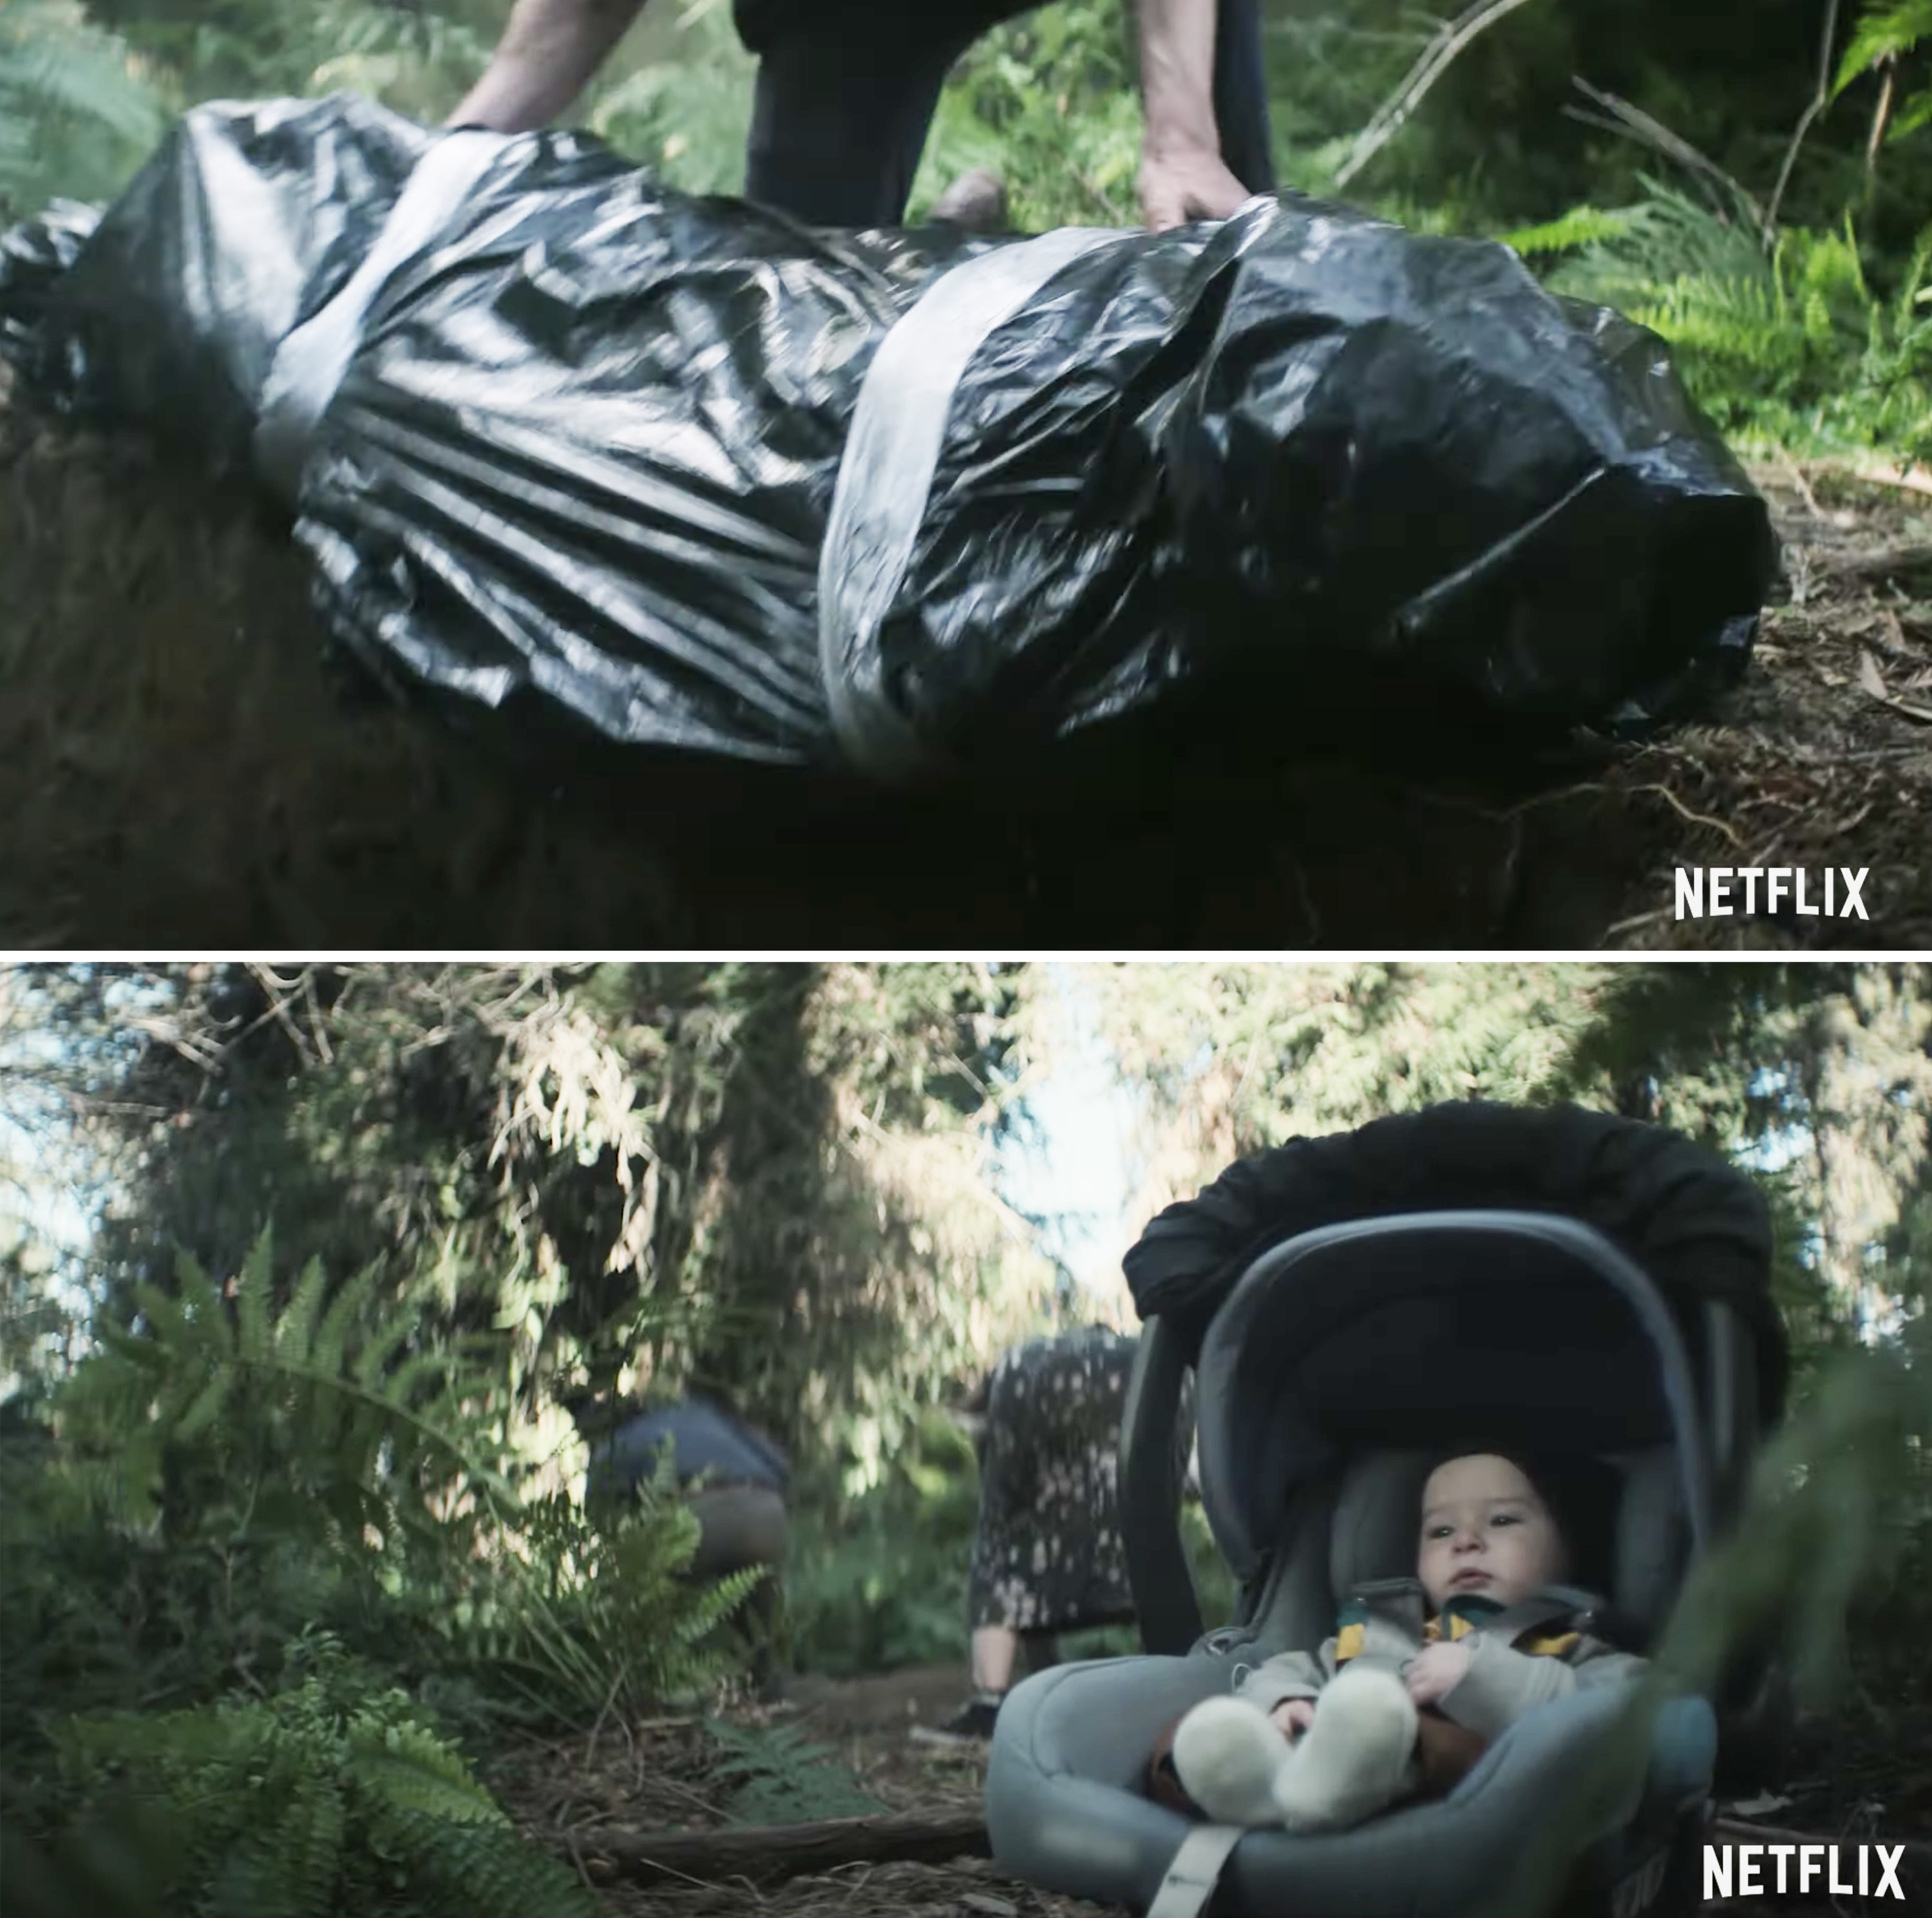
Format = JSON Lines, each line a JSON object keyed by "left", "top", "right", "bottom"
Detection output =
{"left": 3, "top": 360, "right": 1927, "bottom": 949}
{"left": 486, "top": 1663, "right": 1128, "bottom": 1918}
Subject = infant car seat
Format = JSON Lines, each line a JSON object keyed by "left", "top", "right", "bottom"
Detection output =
{"left": 987, "top": 1103, "right": 1785, "bottom": 1918}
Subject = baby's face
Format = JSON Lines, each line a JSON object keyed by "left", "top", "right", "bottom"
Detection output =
{"left": 1417, "top": 1454, "right": 1567, "bottom": 1610}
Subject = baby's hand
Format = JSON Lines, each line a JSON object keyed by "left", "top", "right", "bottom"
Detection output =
{"left": 1405, "top": 1640, "right": 1473, "bottom": 1707}
{"left": 1270, "top": 1698, "right": 1316, "bottom": 1738}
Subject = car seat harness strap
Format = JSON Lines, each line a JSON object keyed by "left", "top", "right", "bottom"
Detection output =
{"left": 1144, "top": 1820, "right": 1246, "bottom": 1918}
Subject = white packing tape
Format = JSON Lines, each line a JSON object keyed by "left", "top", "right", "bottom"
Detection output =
{"left": 817, "top": 224, "right": 1125, "bottom": 784}
{"left": 252, "top": 128, "right": 507, "bottom": 505}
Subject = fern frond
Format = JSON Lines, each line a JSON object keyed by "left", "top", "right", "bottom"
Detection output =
{"left": 1499, "top": 205, "right": 1634, "bottom": 259}
{"left": 344, "top": 1716, "right": 503, "bottom": 1825}
{"left": 1832, "top": 0, "right": 1932, "bottom": 95}
{"left": 309, "top": 1260, "right": 375, "bottom": 1383}
{"left": 0, "top": 0, "right": 166, "bottom": 220}
{"left": 172, "top": 1365, "right": 233, "bottom": 1443}
{"left": 701, "top": 1717, "right": 888, "bottom": 1825}
{"left": 276, "top": 1255, "right": 330, "bottom": 1367}
{"left": 236, "top": 1229, "right": 274, "bottom": 1363}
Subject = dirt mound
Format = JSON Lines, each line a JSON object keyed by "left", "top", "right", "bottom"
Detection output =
{"left": 4, "top": 366, "right": 1926, "bottom": 949}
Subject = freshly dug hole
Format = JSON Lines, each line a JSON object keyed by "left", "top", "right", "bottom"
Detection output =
{"left": 4, "top": 370, "right": 1927, "bottom": 949}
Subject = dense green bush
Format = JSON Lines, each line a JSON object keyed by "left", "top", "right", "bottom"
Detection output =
{"left": 17, "top": 1631, "right": 600, "bottom": 1918}
{"left": 0, "top": 1228, "right": 761, "bottom": 1916}
{"left": 783, "top": 1407, "right": 983, "bottom": 1676}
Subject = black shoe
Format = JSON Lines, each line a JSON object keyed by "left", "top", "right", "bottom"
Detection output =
{"left": 922, "top": 1690, "right": 1005, "bottom": 1744}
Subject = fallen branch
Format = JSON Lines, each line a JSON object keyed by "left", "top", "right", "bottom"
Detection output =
{"left": 1817, "top": 457, "right": 1932, "bottom": 498}
{"left": 572, "top": 1807, "right": 991, "bottom": 1888}
{"left": 1819, "top": 541, "right": 1932, "bottom": 585}
{"left": 1333, "top": 0, "right": 1544, "bottom": 189}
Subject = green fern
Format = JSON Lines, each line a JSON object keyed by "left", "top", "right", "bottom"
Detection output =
{"left": 701, "top": 1717, "right": 888, "bottom": 1826}
{"left": 469, "top": 1452, "right": 766, "bottom": 1722}
{"left": 1499, "top": 205, "right": 1639, "bottom": 260}
{"left": 57, "top": 1633, "right": 598, "bottom": 1918}
{"left": 1508, "top": 178, "right": 1931, "bottom": 464}
{"left": 0, "top": 0, "right": 165, "bottom": 218}
{"left": 56, "top": 1230, "right": 514, "bottom": 1548}
{"left": 1833, "top": 1, "right": 1932, "bottom": 142}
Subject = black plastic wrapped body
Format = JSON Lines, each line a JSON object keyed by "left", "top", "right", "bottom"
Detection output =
{"left": 849, "top": 207, "right": 1777, "bottom": 772}
{"left": 1, "top": 96, "right": 430, "bottom": 472}
{"left": 0, "top": 97, "right": 1777, "bottom": 775}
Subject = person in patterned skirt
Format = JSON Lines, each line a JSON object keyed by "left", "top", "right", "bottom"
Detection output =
{"left": 939, "top": 1323, "right": 1189, "bottom": 1740}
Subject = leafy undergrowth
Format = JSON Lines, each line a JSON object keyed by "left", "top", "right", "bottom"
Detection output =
{"left": 1506, "top": 182, "right": 1930, "bottom": 471}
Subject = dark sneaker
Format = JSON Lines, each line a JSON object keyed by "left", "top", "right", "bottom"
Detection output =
{"left": 918, "top": 1689, "right": 1006, "bottom": 1745}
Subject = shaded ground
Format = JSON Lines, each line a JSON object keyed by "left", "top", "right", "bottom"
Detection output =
{"left": 484, "top": 1665, "right": 1931, "bottom": 1918}
{"left": 4, "top": 365, "right": 1926, "bottom": 949}
{"left": 488, "top": 1664, "right": 1128, "bottom": 1918}
{"left": 1601, "top": 460, "right": 1932, "bottom": 949}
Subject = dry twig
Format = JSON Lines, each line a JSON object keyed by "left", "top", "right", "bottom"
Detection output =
{"left": 1767, "top": 0, "right": 1844, "bottom": 233}
{"left": 1333, "top": 0, "right": 1544, "bottom": 189}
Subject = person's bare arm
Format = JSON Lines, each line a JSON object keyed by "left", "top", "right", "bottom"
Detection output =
{"left": 446, "top": 0, "right": 645, "bottom": 133}
{"left": 1135, "top": 0, "right": 1252, "bottom": 231}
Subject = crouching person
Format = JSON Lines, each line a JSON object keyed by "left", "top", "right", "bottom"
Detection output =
{"left": 580, "top": 1390, "right": 791, "bottom": 1691}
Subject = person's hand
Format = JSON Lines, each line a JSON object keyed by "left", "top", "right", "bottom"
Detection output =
{"left": 1269, "top": 1698, "right": 1316, "bottom": 1738}
{"left": 1405, "top": 1640, "right": 1473, "bottom": 1708}
{"left": 1137, "top": 140, "right": 1252, "bottom": 233}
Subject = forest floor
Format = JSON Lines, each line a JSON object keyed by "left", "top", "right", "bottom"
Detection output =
{"left": 4, "top": 363, "right": 1928, "bottom": 948}
{"left": 484, "top": 1662, "right": 1932, "bottom": 1918}
{"left": 488, "top": 1663, "right": 1124, "bottom": 1918}
{"left": 1602, "top": 457, "right": 1932, "bottom": 951}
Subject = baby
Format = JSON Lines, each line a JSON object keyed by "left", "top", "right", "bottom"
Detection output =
{"left": 1163, "top": 1451, "right": 1645, "bottom": 1832}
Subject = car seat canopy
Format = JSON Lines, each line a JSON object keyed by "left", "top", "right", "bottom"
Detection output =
{"left": 1125, "top": 1103, "right": 1784, "bottom": 1418}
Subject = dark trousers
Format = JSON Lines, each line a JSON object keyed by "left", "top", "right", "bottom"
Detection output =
{"left": 739, "top": 0, "right": 1276, "bottom": 228}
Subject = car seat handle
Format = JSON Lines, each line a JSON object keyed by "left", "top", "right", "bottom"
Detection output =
{"left": 1121, "top": 1317, "right": 1204, "bottom": 1655}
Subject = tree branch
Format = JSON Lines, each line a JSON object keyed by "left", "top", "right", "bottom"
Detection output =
{"left": 1334, "top": 0, "right": 1546, "bottom": 190}
{"left": 1766, "top": 0, "right": 1843, "bottom": 233}
{"left": 1564, "top": 79, "right": 1767, "bottom": 240}
{"left": 1865, "top": 53, "right": 1898, "bottom": 184}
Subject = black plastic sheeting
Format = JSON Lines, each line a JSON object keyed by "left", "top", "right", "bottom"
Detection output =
{"left": 0, "top": 95, "right": 1777, "bottom": 777}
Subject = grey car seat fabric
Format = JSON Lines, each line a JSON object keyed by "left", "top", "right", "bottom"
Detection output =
{"left": 1243, "top": 1445, "right": 1689, "bottom": 1658}
{"left": 986, "top": 1106, "right": 1784, "bottom": 1918}
{"left": 987, "top": 1658, "right": 1714, "bottom": 1918}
